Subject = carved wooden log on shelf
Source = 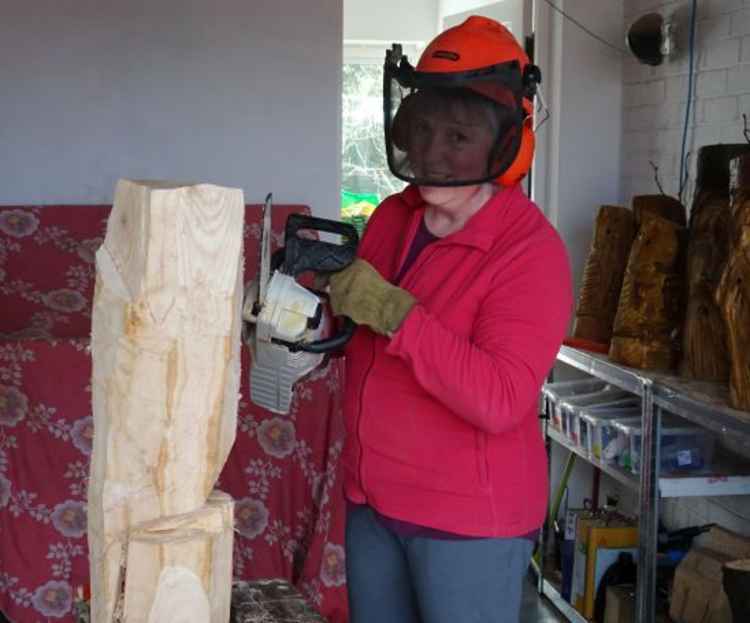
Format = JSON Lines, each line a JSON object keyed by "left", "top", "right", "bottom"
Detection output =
{"left": 632, "top": 193, "right": 686, "bottom": 229}
{"left": 717, "top": 154, "right": 750, "bottom": 410}
{"left": 89, "top": 179, "right": 244, "bottom": 622}
{"left": 572, "top": 205, "right": 636, "bottom": 344}
{"left": 723, "top": 559, "right": 750, "bottom": 623}
{"left": 681, "top": 192, "right": 732, "bottom": 380}
{"left": 609, "top": 211, "right": 686, "bottom": 371}
{"left": 698, "top": 144, "right": 750, "bottom": 203}
{"left": 679, "top": 145, "right": 749, "bottom": 381}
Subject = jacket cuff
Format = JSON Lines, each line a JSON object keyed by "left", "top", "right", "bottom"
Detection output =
{"left": 385, "top": 304, "right": 425, "bottom": 357}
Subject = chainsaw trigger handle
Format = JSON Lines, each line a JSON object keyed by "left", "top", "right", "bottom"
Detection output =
{"left": 282, "top": 214, "right": 359, "bottom": 276}
{"left": 282, "top": 317, "right": 356, "bottom": 354}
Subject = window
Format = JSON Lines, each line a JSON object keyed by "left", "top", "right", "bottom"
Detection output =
{"left": 341, "top": 42, "right": 422, "bottom": 233}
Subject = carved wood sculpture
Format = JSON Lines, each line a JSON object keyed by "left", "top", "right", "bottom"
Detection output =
{"left": 723, "top": 559, "right": 750, "bottom": 623}
{"left": 717, "top": 154, "right": 750, "bottom": 410}
{"left": 631, "top": 193, "right": 686, "bottom": 229}
{"left": 89, "top": 179, "right": 244, "bottom": 623}
{"left": 609, "top": 210, "right": 686, "bottom": 371}
{"left": 680, "top": 145, "right": 750, "bottom": 381}
{"left": 573, "top": 205, "right": 635, "bottom": 344}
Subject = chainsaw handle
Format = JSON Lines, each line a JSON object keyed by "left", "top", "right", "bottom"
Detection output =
{"left": 288, "top": 316, "right": 356, "bottom": 354}
{"left": 283, "top": 214, "right": 359, "bottom": 276}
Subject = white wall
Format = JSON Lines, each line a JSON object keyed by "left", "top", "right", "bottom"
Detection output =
{"left": 534, "top": 0, "right": 630, "bottom": 523}
{"left": 440, "top": 0, "right": 517, "bottom": 18}
{"left": 621, "top": 0, "right": 750, "bottom": 205}
{"left": 621, "top": 0, "right": 750, "bottom": 537}
{"left": 0, "top": 0, "right": 343, "bottom": 219}
{"left": 441, "top": 0, "right": 526, "bottom": 42}
{"left": 536, "top": 0, "right": 624, "bottom": 297}
{"left": 344, "top": 0, "right": 437, "bottom": 42}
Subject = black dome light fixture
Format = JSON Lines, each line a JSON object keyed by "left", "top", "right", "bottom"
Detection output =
{"left": 626, "top": 12, "right": 675, "bottom": 66}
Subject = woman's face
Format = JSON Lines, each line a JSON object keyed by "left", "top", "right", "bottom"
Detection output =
{"left": 407, "top": 101, "right": 496, "bottom": 185}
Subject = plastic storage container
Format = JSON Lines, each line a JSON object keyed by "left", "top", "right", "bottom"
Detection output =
{"left": 583, "top": 413, "right": 642, "bottom": 464}
{"left": 557, "top": 387, "right": 632, "bottom": 444}
{"left": 613, "top": 416, "right": 716, "bottom": 475}
{"left": 542, "top": 379, "right": 607, "bottom": 431}
{"left": 576, "top": 399, "right": 641, "bottom": 457}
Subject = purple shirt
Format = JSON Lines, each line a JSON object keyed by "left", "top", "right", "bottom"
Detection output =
{"left": 394, "top": 216, "right": 439, "bottom": 285}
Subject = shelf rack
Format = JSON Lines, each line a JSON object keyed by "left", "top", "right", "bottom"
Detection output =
{"left": 539, "top": 346, "right": 750, "bottom": 623}
{"left": 529, "top": 559, "right": 588, "bottom": 623}
{"left": 547, "top": 427, "right": 750, "bottom": 498}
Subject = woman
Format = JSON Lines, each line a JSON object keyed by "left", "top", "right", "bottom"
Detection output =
{"left": 328, "top": 16, "right": 572, "bottom": 623}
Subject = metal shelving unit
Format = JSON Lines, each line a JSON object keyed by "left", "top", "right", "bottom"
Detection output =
{"left": 539, "top": 346, "right": 750, "bottom": 623}
{"left": 530, "top": 559, "right": 588, "bottom": 623}
{"left": 547, "top": 426, "right": 750, "bottom": 498}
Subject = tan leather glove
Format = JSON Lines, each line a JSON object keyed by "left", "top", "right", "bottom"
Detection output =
{"left": 329, "top": 258, "right": 417, "bottom": 336}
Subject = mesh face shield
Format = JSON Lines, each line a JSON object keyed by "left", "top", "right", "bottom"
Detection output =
{"left": 384, "top": 46, "right": 526, "bottom": 187}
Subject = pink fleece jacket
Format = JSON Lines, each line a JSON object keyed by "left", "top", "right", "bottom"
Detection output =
{"left": 342, "top": 183, "right": 573, "bottom": 537}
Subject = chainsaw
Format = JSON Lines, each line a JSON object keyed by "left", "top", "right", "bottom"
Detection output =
{"left": 242, "top": 194, "right": 359, "bottom": 414}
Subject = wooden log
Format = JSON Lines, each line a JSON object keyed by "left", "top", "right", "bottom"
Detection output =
{"left": 696, "top": 144, "right": 750, "bottom": 195}
{"left": 723, "top": 559, "right": 750, "bottom": 623}
{"left": 123, "top": 490, "right": 234, "bottom": 623}
{"left": 609, "top": 210, "right": 686, "bottom": 371}
{"left": 717, "top": 155, "right": 750, "bottom": 410}
{"left": 88, "top": 179, "right": 244, "bottom": 622}
{"left": 573, "top": 205, "right": 636, "bottom": 344}
{"left": 632, "top": 194, "right": 686, "bottom": 229}
{"left": 680, "top": 192, "right": 732, "bottom": 381}
{"left": 679, "top": 149, "right": 739, "bottom": 381}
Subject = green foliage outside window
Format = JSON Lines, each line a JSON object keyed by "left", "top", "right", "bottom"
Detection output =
{"left": 341, "top": 63, "right": 405, "bottom": 232}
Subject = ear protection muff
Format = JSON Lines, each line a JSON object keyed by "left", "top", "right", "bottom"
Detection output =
{"left": 496, "top": 64, "right": 540, "bottom": 186}
{"left": 497, "top": 114, "right": 534, "bottom": 187}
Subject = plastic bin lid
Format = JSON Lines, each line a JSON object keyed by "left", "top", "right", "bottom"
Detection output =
{"left": 578, "top": 397, "right": 641, "bottom": 416}
{"left": 611, "top": 415, "right": 703, "bottom": 435}
{"left": 542, "top": 378, "right": 606, "bottom": 398}
{"left": 558, "top": 388, "right": 631, "bottom": 410}
{"left": 579, "top": 409, "right": 641, "bottom": 425}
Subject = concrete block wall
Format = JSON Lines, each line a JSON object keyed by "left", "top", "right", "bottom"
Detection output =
{"left": 620, "top": 0, "right": 750, "bottom": 536}
{"left": 621, "top": 0, "right": 750, "bottom": 205}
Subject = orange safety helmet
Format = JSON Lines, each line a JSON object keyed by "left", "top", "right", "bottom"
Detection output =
{"left": 384, "top": 16, "right": 541, "bottom": 187}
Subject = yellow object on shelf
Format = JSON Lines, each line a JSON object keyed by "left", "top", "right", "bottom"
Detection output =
{"left": 571, "top": 517, "right": 638, "bottom": 620}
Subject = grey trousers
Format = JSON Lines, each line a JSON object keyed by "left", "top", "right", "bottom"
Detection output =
{"left": 345, "top": 504, "right": 534, "bottom": 623}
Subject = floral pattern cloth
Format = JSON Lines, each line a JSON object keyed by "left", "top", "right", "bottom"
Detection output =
{"left": 0, "top": 205, "right": 348, "bottom": 623}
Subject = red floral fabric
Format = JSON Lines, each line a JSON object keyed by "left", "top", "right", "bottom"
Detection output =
{"left": 0, "top": 205, "right": 348, "bottom": 623}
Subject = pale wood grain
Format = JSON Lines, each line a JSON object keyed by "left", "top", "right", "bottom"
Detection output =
{"left": 124, "top": 491, "right": 234, "bottom": 623}
{"left": 88, "top": 179, "right": 243, "bottom": 622}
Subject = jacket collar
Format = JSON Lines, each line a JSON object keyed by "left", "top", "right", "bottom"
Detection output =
{"left": 400, "top": 183, "right": 522, "bottom": 253}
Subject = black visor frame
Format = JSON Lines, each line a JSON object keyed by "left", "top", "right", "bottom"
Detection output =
{"left": 383, "top": 49, "right": 527, "bottom": 187}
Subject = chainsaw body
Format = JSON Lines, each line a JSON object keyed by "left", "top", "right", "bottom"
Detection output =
{"left": 243, "top": 197, "right": 359, "bottom": 414}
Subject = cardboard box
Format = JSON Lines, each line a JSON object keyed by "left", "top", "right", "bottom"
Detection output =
{"left": 698, "top": 525, "right": 750, "bottom": 559}
{"left": 669, "top": 548, "right": 733, "bottom": 623}
{"left": 669, "top": 527, "right": 750, "bottom": 623}
{"left": 604, "top": 584, "right": 635, "bottom": 623}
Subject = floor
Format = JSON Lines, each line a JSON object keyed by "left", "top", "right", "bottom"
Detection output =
{"left": 520, "top": 575, "right": 566, "bottom": 623}
{"left": 0, "top": 579, "right": 564, "bottom": 623}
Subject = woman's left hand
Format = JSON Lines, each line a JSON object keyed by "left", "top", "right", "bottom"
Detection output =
{"left": 329, "top": 259, "right": 417, "bottom": 336}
